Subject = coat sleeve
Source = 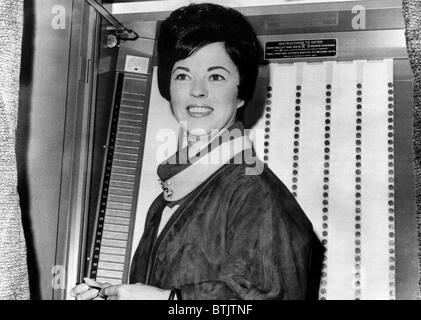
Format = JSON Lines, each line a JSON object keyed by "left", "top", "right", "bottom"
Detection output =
{"left": 178, "top": 177, "right": 315, "bottom": 300}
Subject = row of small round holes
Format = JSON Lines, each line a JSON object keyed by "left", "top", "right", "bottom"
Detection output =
{"left": 354, "top": 83, "right": 363, "bottom": 300}
{"left": 387, "top": 82, "right": 396, "bottom": 300}
{"left": 291, "top": 85, "right": 302, "bottom": 198}
{"left": 319, "top": 83, "right": 332, "bottom": 300}
{"left": 263, "top": 86, "right": 273, "bottom": 163}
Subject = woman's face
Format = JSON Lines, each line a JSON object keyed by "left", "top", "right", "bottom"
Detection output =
{"left": 169, "top": 42, "right": 244, "bottom": 136}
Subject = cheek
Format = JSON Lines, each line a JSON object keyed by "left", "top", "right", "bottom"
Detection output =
{"left": 217, "top": 86, "right": 242, "bottom": 109}
{"left": 169, "top": 86, "right": 185, "bottom": 115}
{"left": 170, "top": 79, "right": 189, "bottom": 95}
{"left": 170, "top": 100, "right": 183, "bottom": 120}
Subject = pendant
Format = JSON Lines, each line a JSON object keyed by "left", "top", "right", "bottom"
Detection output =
{"left": 158, "top": 178, "right": 174, "bottom": 199}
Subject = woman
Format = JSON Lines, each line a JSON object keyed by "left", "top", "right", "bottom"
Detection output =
{"left": 71, "top": 2, "right": 320, "bottom": 300}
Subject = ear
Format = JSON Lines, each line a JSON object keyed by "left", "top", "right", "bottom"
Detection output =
{"left": 236, "top": 99, "right": 245, "bottom": 109}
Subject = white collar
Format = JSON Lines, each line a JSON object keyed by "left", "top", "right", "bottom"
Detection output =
{"left": 159, "top": 134, "right": 252, "bottom": 202}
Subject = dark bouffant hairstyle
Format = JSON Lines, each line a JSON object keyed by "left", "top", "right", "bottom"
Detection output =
{"left": 157, "top": 3, "right": 260, "bottom": 103}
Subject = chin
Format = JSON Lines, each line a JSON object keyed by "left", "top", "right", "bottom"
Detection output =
{"left": 188, "top": 127, "right": 212, "bottom": 137}
{"left": 181, "top": 118, "right": 228, "bottom": 137}
{"left": 181, "top": 119, "right": 209, "bottom": 135}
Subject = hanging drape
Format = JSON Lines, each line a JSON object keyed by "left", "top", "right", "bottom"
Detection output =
{"left": 402, "top": 0, "right": 421, "bottom": 299}
{"left": 0, "top": 0, "right": 29, "bottom": 299}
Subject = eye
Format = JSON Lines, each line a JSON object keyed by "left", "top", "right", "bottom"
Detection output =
{"left": 209, "top": 74, "right": 226, "bottom": 81}
{"left": 174, "top": 73, "right": 190, "bottom": 81}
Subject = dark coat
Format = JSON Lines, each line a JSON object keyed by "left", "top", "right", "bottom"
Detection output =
{"left": 130, "top": 162, "right": 322, "bottom": 299}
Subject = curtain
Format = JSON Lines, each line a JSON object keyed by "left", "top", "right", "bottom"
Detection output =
{"left": 402, "top": 0, "right": 421, "bottom": 299}
{"left": 0, "top": 0, "right": 29, "bottom": 299}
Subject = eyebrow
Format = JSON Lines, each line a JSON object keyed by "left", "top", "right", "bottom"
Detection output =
{"left": 172, "top": 66, "right": 190, "bottom": 74}
{"left": 172, "top": 66, "right": 231, "bottom": 74}
{"left": 208, "top": 66, "right": 230, "bottom": 74}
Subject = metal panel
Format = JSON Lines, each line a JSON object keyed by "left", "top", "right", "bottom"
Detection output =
{"left": 17, "top": 0, "right": 74, "bottom": 300}
{"left": 107, "top": 0, "right": 403, "bottom": 23}
{"left": 53, "top": 0, "right": 100, "bottom": 300}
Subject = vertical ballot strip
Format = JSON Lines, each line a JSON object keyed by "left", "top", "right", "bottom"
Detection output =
{"left": 327, "top": 61, "right": 358, "bottom": 300}
{"left": 360, "top": 60, "right": 393, "bottom": 300}
{"left": 255, "top": 63, "right": 297, "bottom": 191}
{"left": 319, "top": 62, "right": 334, "bottom": 300}
{"left": 89, "top": 72, "right": 151, "bottom": 285}
{"left": 262, "top": 84, "right": 273, "bottom": 164}
{"left": 386, "top": 61, "right": 396, "bottom": 300}
{"left": 296, "top": 62, "right": 326, "bottom": 240}
{"left": 353, "top": 61, "right": 364, "bottom": 300}
{"left": 290, "top": 64, "right": 304, "bottom": 198}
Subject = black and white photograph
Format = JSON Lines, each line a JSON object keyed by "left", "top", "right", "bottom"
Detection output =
{"left": 0, "top": 0, "right": 420, "bottom": 306}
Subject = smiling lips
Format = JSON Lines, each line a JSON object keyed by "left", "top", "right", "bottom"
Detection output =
{"left": 186, "top": 105, "right": 214, "bottom": 118}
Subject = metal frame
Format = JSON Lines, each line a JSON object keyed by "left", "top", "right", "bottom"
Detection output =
{"left": 106, "top": 0, "right": 403, "bottom": 22}
{"left": 86, "top": 0, "right": 139, "bottom": 40}
{"left": 53, "top": 0, "right": 100, "bottom": 300}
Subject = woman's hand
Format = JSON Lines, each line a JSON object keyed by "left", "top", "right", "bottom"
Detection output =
{"left": 70, "top": 278, "right": 111, "bottom": 300}
{"left": 101, "top": 283, "right": 171, "bottom": 300}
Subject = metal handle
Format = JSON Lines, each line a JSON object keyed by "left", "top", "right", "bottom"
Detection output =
{"left": 85, "top": 0, "right": 139, "bottom": 41}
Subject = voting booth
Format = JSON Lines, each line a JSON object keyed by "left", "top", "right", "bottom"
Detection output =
{"left": 51, "top": 0, "right": 418, "bottom": 300}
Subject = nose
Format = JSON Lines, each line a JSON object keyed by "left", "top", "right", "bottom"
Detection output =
{"left": 190, "top": 78, "right": 207, "bottom": 98}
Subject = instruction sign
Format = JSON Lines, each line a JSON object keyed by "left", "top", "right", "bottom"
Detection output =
{"left": 265, "top": 39, "right": 337, "bottom": 59}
